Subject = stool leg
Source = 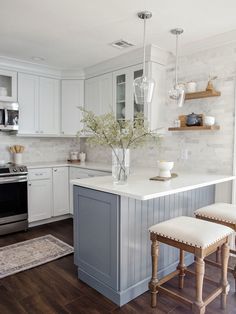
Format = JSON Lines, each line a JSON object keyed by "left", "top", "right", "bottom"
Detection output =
{"left": 177, "top": 249, "right": 186, "bottom": 289}
{"left": 216, "top": 246, "right": 221, "bottom": 263}
{"left": 193, "top": 257, "right": 205, "bottom": 314}
{"left": 148, "top": 235, "right": 159, "bottom": 308}
{"left": 221, "top": 242, "right": 230, "bottom": 309}
{"left": 233, "top": 265, "right": 236, "bottom": 292}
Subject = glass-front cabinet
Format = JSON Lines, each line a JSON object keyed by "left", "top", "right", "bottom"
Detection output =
{"left": 133, "top": 68, "right": 143, "bottom": 121}
{"left": 113, "top": 64, "right": 143, "bottom": 122}
{"left": 115, "top": 74, "right": 126, "bottom": 121}
{"left": 0, "top": 69, "right": 17, "bottom": 102}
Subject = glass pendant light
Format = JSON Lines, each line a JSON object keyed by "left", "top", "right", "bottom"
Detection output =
{"left": 134, "top": 11, "right": 155, "bottom": 105}
{"left": 169, "top": 28, "right": 185, "bottom": 107}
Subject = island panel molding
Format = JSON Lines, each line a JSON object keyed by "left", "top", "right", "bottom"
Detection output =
{"left": 73, "top": 184, "right": 215, "bottom": 306}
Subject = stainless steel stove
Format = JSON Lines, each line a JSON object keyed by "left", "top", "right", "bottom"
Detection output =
{"left": 0, "top": 163, "right": 28, "bottom": 235}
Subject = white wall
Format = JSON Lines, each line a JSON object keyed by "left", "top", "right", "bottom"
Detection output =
{"left": 82, "top": 41, "right": 236, "bottom": 177}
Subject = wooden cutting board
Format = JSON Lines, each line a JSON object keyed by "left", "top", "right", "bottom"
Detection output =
{"left": 149, "top": 173, "right": 178, "bottom": 181}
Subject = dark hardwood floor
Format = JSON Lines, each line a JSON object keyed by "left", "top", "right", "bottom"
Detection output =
{"left": 0, "top": 219, "right": 235, "bottom": 314}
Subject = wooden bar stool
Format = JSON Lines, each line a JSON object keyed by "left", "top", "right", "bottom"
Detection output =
{"left": 149, "top": 216, "right": 233, "bottom": 314}
{"left": 195, "top": 202, "right": 236, "bottom": 289}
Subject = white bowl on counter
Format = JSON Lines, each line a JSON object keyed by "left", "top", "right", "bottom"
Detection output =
{"left": 157, "top": 160, "right": 174, "bottom": 178}
{"left": 204, "top": 116, "right": 215, "bottom": 126}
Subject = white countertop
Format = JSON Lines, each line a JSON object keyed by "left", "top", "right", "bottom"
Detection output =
{"left": 71, "top": 169, "right": 235, "bottom": 200}
{"left": 26, "top": 161, "right": 111, "bottom": 172}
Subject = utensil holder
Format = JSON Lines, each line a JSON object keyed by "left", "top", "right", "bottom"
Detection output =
{"left": 13, "top": 153, "right": 22, "bottom": 165}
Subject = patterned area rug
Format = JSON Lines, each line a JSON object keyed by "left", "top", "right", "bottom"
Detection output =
{"left": 0, "top": 234, "right": 74, "bottom": 279}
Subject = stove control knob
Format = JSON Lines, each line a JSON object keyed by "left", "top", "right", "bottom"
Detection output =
{"left": 20, "top": 168, "right": 25, "bottom": 172}
{"left": 13, "top": 168, "right": 17, "bottom": 172}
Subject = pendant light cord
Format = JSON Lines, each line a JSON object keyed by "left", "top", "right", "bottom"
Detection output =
{"left": 175, "top": 33, "right": 179, "bottom": 87}
{"left": 142, "top": 15, "right": 146, "bottom": 77}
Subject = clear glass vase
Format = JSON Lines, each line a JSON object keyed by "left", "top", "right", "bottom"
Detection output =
{"left": 112, "top": 148, "right": 130, "bottom": 185}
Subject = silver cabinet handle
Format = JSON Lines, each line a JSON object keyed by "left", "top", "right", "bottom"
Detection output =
{"left": 4, "top": 109, "right": 8, "bottom": 127}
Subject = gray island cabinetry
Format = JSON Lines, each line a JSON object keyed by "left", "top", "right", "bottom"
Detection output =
{"left": 72, "top": 170, "right": 235, "bottom": 306}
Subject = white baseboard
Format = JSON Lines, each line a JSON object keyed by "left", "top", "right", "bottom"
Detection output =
{"left": 29, "top": 214, "right": 73, "bottom": 228}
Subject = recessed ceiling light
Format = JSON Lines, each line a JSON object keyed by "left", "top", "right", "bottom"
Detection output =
{"left": 31, "top": 56, "right": 45, "bottom": 62}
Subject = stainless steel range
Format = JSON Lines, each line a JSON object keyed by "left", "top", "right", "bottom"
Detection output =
{"left": 0, "top": 163, "right": 28, "bottom": 235}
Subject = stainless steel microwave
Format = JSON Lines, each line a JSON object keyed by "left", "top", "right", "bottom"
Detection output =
{"left": 0, "top": 102, "right": 19, "bottom": 131}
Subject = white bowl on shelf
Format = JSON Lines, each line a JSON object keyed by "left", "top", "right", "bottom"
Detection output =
{"left": 157, "top": 160, "right": 174, "bottom": 178}
{"left": 204, "top": 116, "right": 215, "bottom": 126}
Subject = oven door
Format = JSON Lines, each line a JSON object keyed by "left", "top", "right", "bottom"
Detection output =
{"left": 0, "top": 176, "right": 28, "bottom": 225}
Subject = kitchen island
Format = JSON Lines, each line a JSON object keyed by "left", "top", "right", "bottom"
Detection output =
{"left": 72, "top": 170, "right": 235, "bottom": 306}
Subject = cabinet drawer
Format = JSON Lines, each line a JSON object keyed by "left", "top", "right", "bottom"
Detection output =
{"left": 28, "top": 168, "right": 52, "bottom": 181}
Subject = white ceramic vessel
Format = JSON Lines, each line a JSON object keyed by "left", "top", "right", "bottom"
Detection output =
{"left": 204, "top": 116, "right": 215, "bottom": 126}
{"left": 157, "top": 160, "right": 174, "bottom": 178}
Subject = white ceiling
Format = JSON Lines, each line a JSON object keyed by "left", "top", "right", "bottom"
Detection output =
{"left": 1, "top": 0, "right": 236, "bottom": 69}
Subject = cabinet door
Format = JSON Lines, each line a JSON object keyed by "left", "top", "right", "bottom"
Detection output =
{"left": 61, "top": 80, "right": 84, "bottom": 136}
{"left": 39, "top": 77, "right": 60, "bottom": 135}
{"left": 112, "top": 68, "right": 130, "bottom": 121}
{"left": 53, "top": 167, "right": 69, "bottom": 216}
{"left": 28, "top": 179, "right": 52, "bottom": 222}
{"left": 99, "top": 73, "right": 112, "bottom": 115}
{"left": 132, "top": 66, "right": 143, "bottom": 121}
{"left": 74, "top": 187, "right": 119, "bottom": 289}
{"left": 18, "top": 73, "right": 39, "bottom": 134}
{"left": 85, "top": 76, "right": 100, "bottom": 115}
{"left": 113, "top": 65, "right": 143, "bottom": 121}
{"left": 0, "top": 69, "right": 17, "bottom": 102}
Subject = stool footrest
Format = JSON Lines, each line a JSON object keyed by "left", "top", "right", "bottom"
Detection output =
{"left": 158, "top": 270, "right": 180, "bottom": 286}
{"left": 205, "top": 258, "right": 235, "bottom": 274}
{"left": 158, "top": 286, "right": 193, "bottom": 309}
{"left": 204, "top": 287, "right": 223, "bottom": 307}
{"left": 185, "top": 269, "right": 219, "bottom": 287}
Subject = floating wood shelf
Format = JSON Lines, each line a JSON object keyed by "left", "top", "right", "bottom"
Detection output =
{"left": 185, "top": 90, "right": 221, "bottom": 100}
{"left": 168, "top": 125, "right": 220, "bottom": 131}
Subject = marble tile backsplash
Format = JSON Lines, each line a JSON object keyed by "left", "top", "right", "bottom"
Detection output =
{"left": 0, "top": 133, "right": 79, "bottom": 164}
{"left": 82, "top": 42, "right": 236, "bottom": 175}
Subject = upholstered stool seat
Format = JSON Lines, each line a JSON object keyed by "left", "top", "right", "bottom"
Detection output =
{"left": 149, "top": 216, "right": 233, "bottom": 314}
{"left": 195, "top": 203, "right": 236, "bottom": 226}
{"left": 195, "top": 203, "right": 236, "bottom": 290}
{"left": 149, "top": 216, "right": 233, "bottom": 249}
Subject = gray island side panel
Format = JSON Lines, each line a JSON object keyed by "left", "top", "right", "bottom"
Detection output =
{"left": 73, "top": 184, "right": 215, "bottom": 306}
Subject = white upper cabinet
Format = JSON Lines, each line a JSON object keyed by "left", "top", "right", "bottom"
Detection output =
{"left": 61, "top": 79, "right": 84, "bottom": 136}
{"left": 18, "top": 73, "right": 60, "bottom": 136}
{"left": 0, "top": 69, "right": 17, "bottom": 102}
{"left": 113, "top": 64, "right": 143, "bottom": 122}
{"left": 39, "top": 77, "right": 60, "bottom": 135}
{"left": 18, "top": 73, "right": 39, "bottom": 134}
{"left": 85, "top": 73, "right": 112, "bottom": 115}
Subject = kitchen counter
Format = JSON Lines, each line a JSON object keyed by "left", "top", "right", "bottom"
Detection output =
{"left": 72, "top": 170, "right": 235, "bottom": 306}
{"left": 26, "top": 161, "right": 111, "bottom": 173}
{"left": 71, "top": 169, "right": 235, "bottom": 200}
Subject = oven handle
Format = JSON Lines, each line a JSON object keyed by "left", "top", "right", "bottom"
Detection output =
{"left": 4, "top": 109, "right": 8, "bottom": 127}
{"left": 0, "top": 176, "right": 28, "bottom": 184}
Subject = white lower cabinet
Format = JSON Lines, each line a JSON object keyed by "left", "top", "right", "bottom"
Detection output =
{"left": 28, "top": 179, "right": 52, "bottom": 222}
{"left": 28, "top": 166, "right": 110, "bottom": 223}
{"left": 28, "top": 166, "right": 69, "bottom": 223}
{"left": 52, "top": 167, "right": 69, "bottom": 216}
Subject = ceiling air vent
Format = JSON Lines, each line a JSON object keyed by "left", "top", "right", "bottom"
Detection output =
{"left": 111, "top": 40, "right": 135, "bottom": 49}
